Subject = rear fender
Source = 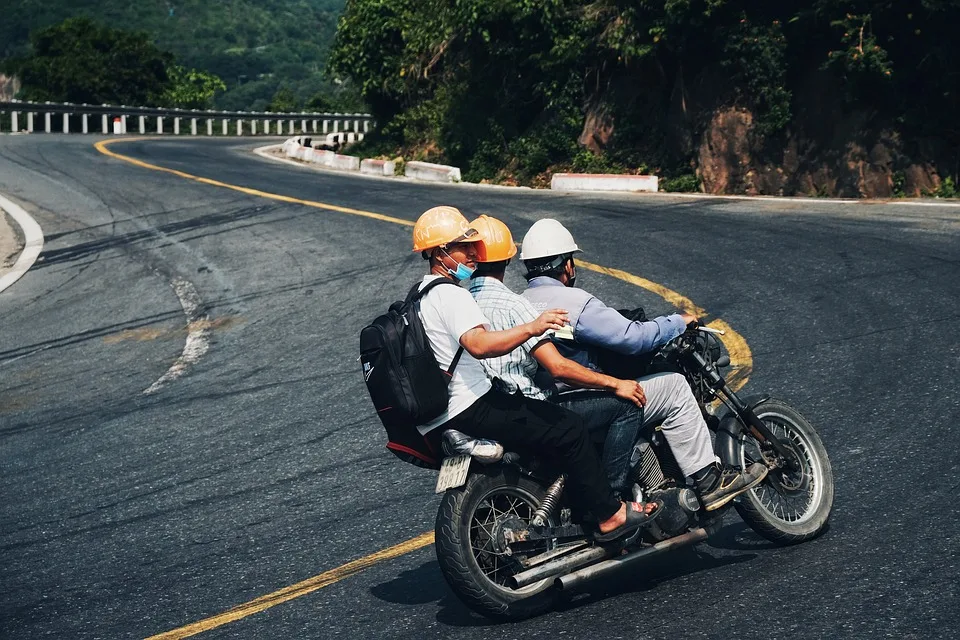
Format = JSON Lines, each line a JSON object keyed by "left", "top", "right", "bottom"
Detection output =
{"left": 713, "top": 393, "right": 770, "bottom": 466}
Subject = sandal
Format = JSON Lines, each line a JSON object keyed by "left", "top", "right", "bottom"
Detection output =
{"left": 593, "top": 500, "right": 663, "bottom": 543}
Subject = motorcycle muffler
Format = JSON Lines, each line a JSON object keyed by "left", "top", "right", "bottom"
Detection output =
{"left": 554, "top": 527, "right": 710, "bottom": 592}
{"left": 508, "top": 546, "right": 613, "bottom": 589}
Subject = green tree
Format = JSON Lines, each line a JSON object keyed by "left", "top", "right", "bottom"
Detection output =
{"left": 3, "top": 17, "right": 172, "bottom": 105}
{"left": 331, "top": 0, "right": 960, "bottom": 186}
{"left": 163, "top": 65, "right": 227, "bottom": 109}
{"left": 268, "top": 85, "right": 300, "bottom": 112}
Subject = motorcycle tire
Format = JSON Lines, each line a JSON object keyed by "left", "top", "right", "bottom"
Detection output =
{"left": 434, "top": 465, "right": 560, "bottom": 620}
{"left": 734, "top": 398, "right": 834, "bottom": 545}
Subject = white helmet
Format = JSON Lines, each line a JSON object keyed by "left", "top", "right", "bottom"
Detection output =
{"left": 519, "top": 219, "right": 581, "bottom": 260}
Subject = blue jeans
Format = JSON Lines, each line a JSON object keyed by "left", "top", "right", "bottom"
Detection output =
{"left": 555, "top": 390, "right": 641, "bottom": 496}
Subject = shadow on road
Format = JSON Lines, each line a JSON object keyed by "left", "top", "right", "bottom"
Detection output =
{"left": 368, "top": 521, "right": 765, "bottom": 628}
{"left": 369, "top": 560, "right": 497, "bottom": 627}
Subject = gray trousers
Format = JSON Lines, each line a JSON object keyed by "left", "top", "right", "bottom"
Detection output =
{"left": 636, "top": 372, "right": 719, "bottom": 477}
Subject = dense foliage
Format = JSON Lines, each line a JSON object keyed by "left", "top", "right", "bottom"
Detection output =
{"left": 2, "top": 18, "right": 228, "bottom": 109}
{"left": 2, "top": 0, "right": 357, "bottom": 111}
{"left": 330, "top": 0, "right": 960, "bottom": 186}
{"left": 4, "top": 18, "right": 173, "bottom": 106}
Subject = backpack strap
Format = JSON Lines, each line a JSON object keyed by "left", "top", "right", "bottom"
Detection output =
{"left": 445, "top": 345, "right": 464, "bottom": 379}
{"left": 406, "top": 277, "right": 458, "bottom": 303}
{"left": 409, "top": 278, "right": 465, "bottom": 381}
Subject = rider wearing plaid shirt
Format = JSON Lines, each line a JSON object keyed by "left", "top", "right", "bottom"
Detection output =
{"left": 464, "top": 215, "right": 650, "bottom": 496}
{"left": 467, "top": 276, "right": 555, "bottom": 401}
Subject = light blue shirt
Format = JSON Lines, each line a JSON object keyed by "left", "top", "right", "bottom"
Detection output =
{"left": 525, "top": 276, "right": 687, "bottom": 355}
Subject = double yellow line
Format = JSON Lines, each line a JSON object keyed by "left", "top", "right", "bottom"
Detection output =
{"left": 93, "top": 139, "right": 752, "bottom": 639}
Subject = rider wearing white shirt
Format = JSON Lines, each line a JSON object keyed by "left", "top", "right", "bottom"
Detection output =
{"left": 416, "top": 274, "right": 492, "bottom": 434}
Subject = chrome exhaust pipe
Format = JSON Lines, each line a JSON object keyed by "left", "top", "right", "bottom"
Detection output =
{"left": 508, "top": 546, "right": 612, "bottom": 589}
{"left": 555, "top": 527, "right": 710, "bottom": 592}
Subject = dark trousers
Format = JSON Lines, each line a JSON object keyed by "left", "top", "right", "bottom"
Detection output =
{"left": 431, "top": 389, "right": 621, "bottom": 521}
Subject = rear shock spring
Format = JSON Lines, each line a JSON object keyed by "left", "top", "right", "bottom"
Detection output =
{"left": 530, "top": 474, "right": 566, "bottom": 527}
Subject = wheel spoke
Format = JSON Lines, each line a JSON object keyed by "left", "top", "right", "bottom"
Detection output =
{"left": 743, "top": 414, "right": 825, "bottom": 526}
{"left": 467, "top": 485, "right": 557, "bottom": 589}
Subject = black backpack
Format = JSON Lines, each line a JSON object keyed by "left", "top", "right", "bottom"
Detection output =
{"left": 359, "top": 279, "right": 464, "bottom": 469}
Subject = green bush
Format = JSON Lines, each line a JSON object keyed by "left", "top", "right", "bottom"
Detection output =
{"left": 931, "top": 176, "right": 958, "bottom": 198}
{"left": 571, "top": 149, "right": 625, "bottom": 174}
{"left": 892, "top": 171, "right": 906, "bottom": 198}
{"left": 661, "top": 174, "right": 701, "bottom": 193}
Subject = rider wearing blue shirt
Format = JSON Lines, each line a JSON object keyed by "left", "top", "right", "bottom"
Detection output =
{"left": 520, "top": 218, "right": 769, "bottom": 511}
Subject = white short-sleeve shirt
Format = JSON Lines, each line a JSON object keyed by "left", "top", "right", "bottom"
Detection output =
{"left": 416, "top": 275, "right": 493, "bottom": 434}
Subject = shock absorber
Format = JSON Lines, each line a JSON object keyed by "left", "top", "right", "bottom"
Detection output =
{"left": 530, "top": 474, "right": 566, "bottom": 527}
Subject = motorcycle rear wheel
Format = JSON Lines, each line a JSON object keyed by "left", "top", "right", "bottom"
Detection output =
{"left": 735, "top": 398, "right": 834, "bottom": 544}
{"left": 435, "top": 465, "right": 559, "bottom": 620}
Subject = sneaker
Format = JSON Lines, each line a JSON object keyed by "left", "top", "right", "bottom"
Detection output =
{"left": 695, "top": 462, "right": 769, "bottom": 511}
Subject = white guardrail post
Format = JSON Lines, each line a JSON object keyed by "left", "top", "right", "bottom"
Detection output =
{"left": 1, "top": 100, "right": 373, "bottom": 139}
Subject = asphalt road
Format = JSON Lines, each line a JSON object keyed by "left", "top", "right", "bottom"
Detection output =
{"left": 1, "top": 136, "right": 958, "bottom": 640}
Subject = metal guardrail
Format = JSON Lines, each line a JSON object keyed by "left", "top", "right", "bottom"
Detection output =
{"left": 0, "top": 99, "right": 375, "bottom": 137}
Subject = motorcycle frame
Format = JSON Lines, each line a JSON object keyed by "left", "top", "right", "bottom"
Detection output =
{"left": 673, "top": 336, "right": 795, "bottom": 464}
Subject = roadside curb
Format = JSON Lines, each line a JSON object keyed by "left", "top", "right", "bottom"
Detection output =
{"left": 0, "top": 192, "right": 44, "bottom": 295}
{"left": 252, "top": 141, "right": 960, "bottom": 207}
{"left": 404, "top": 160, "right": 461, "bottom": 183}
{"left": 552, "top": 173, "right": 658, "bottom": 193}
{"left": 253, "top": 143, "right": 537, "bottom": 192}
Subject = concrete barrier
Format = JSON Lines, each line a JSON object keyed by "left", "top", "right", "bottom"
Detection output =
{"left": 310, "top": 149, "right": 336, "bottom": 166}
{"left": 324, "top": 131, "right": 365, "bottom": 146}
{"left": 405, "top": 160, "right": 461, "bottom": 183}
{"left": 360, "top": 159, "right": 396, "bottom": 177}
{"left": 283, "top": 137, "right": 302, "bottom": 157}
{"left": 550, "top": 173, "right": 659, "bottom": 193}
{"left": 328, "top": 154, "right": 360, "bottom": 171}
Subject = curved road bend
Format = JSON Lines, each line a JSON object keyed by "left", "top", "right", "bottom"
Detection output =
{"left": 0, "top": 136, "right": 958, "bottom": 639}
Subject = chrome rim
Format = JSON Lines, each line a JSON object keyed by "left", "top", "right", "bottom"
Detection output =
{"left": 741, "top": 412, "right": 824, "bottom": 526}
{"left": 468, "top": 486, "right": 550, "bottom": 594}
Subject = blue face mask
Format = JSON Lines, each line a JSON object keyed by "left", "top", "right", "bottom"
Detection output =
{"left": 448, "top": 261, "right": 476, "bottom": 281}
{"left": 440, "top": 246, "right": 476, "bottom": 281}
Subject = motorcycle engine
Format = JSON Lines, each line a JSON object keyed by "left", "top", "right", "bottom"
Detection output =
{"left": 629, "top": 435, "right": 701, "bottom": 541}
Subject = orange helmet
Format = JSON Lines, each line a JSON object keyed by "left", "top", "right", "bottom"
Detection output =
{"left": 470, "top": 215, "right": 517, "bottom": 262}
{"left": 412, "top": 206, "right": 481, "bottom": 252}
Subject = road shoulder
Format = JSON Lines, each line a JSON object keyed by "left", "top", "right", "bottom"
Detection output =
{"left": 1, "top": 207, "right": 24, "bottom": 272}
{"left": 0, "top": 192, "right": 44, "bottom": 294}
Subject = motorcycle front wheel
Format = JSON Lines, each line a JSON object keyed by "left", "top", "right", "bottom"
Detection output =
{"left": 735, "top": 398, "right": 834, "bottom": 544}
{"left": 434, "top": 465, "right": 559, "bottom": 620}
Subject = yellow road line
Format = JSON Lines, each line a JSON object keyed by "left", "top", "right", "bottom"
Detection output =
{"left": 94, "top": 139, "right": 414, "bottom": 228}
{"left": 144, "top": 532, "right": 435, "bottom": 639}
{"left": 94, "top": 138, "right": 753, "bottom": 636}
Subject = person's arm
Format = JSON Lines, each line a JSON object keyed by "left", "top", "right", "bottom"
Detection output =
{"left": 576, "top": 297, "right": 692, "bottom": 355}
{"left": 459, "top": 309, "right": 568, "bottom": 359}
{"left": 531, "top": 341, "right": 646, "bottom": 407}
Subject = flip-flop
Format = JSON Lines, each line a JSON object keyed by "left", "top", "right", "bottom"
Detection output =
{"left": 594, "top": 500, "right": 663, "bottom": 543}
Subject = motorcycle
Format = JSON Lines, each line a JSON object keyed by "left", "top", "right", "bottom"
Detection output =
{"left": 431, "top": 324, "right": 834, "bottom": 620}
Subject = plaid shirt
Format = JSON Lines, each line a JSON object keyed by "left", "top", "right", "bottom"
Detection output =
{"left": 467, "top": 276, "right": 553, "bottom": 401}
